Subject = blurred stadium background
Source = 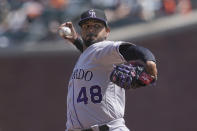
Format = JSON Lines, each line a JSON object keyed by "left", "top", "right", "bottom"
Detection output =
{"left": 0, "top": 0, "right": 197, "bottom": 131}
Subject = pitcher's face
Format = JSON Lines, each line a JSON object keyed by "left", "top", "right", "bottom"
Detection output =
{"left": 80, "top": 20, "right": 110, "bottom": 47}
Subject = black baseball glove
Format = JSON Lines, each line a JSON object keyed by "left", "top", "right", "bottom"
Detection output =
{"left": 110, "top": 62, "right": 155, "bottom": 89}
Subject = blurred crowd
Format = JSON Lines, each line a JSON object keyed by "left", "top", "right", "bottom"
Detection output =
{"left": 0, "top": 0, "right": 196, "bottom": 47}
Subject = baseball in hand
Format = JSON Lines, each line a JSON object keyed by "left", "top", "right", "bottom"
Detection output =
{"left": 59, "top": 27, "right": 71, "bottom": 37}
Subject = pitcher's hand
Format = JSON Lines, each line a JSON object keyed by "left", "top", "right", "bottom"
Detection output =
{"left": 58, "top": 22, "right": 78, "bottom": 43}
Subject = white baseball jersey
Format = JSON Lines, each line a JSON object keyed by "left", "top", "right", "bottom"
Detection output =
{"left": 66, "top": 41, "right": 130, "bottom": 131}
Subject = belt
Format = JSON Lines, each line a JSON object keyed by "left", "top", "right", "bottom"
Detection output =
{"left": 82, "top": 125, "right": 109, "bottom": 131}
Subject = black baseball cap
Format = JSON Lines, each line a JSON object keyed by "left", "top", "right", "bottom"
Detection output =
{"left": 78, "top": 9, "right": 108, "bottom": 27}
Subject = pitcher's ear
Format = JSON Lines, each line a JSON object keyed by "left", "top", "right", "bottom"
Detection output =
{"left": 106, "top": 27, "right": 110, "bottom": 33}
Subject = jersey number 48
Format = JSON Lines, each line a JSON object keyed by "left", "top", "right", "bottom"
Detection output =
{"left": 77, "top": 85, "right": 102, "bottom": 104}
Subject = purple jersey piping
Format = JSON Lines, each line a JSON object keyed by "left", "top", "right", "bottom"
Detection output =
{"left": 69, "top": 112, "right": 74, "bottom": 127}
{"left": 72, "top": 80, "right": 84, "bottom": 128}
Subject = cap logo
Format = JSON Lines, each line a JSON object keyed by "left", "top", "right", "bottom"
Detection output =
{"left": 88, "top": 9, "right": 96, "bottom": 18}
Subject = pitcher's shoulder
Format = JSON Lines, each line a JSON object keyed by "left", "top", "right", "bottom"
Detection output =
{"left": 93, "top": 40, "right": 126, "bottom": 47}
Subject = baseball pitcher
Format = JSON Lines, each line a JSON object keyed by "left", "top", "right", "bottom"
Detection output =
{"left": 59, "top": 9, "right": 158, "bottom": 131}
